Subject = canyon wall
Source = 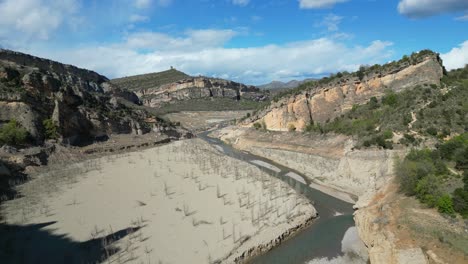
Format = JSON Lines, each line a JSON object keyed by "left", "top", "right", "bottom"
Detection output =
{"left": 247, "top": 54, "right": 443, "bottom": 131}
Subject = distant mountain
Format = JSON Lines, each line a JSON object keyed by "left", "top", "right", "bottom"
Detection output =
{"left": 257, "top": 79, "right": 316, "bottom": 90}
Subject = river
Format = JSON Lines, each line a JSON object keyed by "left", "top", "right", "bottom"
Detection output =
{"left": 198, "top": 131, "right": 366, "bottom": 264}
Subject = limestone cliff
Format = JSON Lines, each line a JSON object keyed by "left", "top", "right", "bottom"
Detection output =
{"left": 112, "top": 70, "right": 266, "bottom": 108}
{"left": 247, "top": 52, "right": 444, "bottom": 131}
{"left": 0, "top": 49, "right": 177, "bottom": 146}
{"left": 137, "top": 77, "right": 265, "bottom": 108}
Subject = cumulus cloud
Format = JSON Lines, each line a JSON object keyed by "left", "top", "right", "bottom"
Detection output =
{"left": 32, "top": 30, "right": 393, "bottom": 84}
{"left": 299, "top": 0, "right": 349, "bottom": 9}
{"left": 124, "top": 29, "right": 237, "bottom": 51}
{"left": 232, "top": 0, "right": 250, "bottom": 6}
{"left": 441, "top": 40, "right": 468, "bottom": 70}
{"left": 398, "top": 0, "right": 468, "bottom": 18}
{"left": 0, "top": 0, "right": 79, "bottom": 41}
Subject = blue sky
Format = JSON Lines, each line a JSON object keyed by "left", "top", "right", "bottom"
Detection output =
{"left": 0, "top": 0, "right": 467, "bottom": 84}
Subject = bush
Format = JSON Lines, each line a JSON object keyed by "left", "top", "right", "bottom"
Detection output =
{"left": 426, "top": 127, "right": 438, "bottom": 136}
{"left": 436, "top": 194, "right": 455, "bottom": 216}
{"left": 415, "top": 174, "right": 441, "bottom": 207}
{"left": 383, "top": 130, "right": 393, "bottom": 140}
{"left": 253, "top": 122, "right": 262, "bottom": 130}
{"left": 43, "top": 118, "right": 59, "bottom": 139}
{"left": 0, "top": 119, "right": 28, "bottom": 146}
{"left": 288, "top": 123, "right": 296, "bottom": 132}
{"left": 382, "top": 91, "right": 398, "bottom": 107}
{"left": 369, "top": 97, "right": 379, "bottom": 109}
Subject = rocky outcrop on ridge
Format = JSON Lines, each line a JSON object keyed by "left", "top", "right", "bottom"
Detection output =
{"left": 0, "top": 49, "right": 180, "bottom": 146}
{"left": 112, "top": 69, "right": 267, "bottom": 108}
{"left": 246, "top": 51, "right": 444, "bottom": 131}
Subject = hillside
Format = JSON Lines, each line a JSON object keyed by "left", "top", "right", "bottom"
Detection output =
{"left": 112, "top": 69, "right": 268, "bottom": 111}
{"left": 111, "top": 68, "right": 190, "bottom": 91}
{"left": 257, "top": 78, "right": 315, "bottom": 90}
{"left": 0, "top": 49, "right": 181, "bottom": 147}
{"left": 245, "top": 50, "right": 444, "bottom": 131}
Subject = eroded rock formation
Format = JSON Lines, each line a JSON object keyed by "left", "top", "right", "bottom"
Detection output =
{"left": 0, "top": 49, "right": 176, "bottom": 146}
{"left": 135, "top": 77, "right": 265, "bottom": 107}
{"left": 247, "top": 53, "right": 444, "bottom": 131}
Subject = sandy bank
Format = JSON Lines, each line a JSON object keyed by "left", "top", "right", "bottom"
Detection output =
{"left": 1, "top": 139, "right": 316, "bottom": 263}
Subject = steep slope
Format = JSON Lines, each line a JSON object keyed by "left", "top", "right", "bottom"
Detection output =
{"left": 246, "top": 51, "right": 444, "bottom": 131}
{"left": 112, "top": 69, "right": 266, "bottom": 108}
{"left": 0, "top": 49, "right": 176, "bottom": 146}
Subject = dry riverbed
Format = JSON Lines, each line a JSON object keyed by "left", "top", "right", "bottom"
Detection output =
{"left": 0, "top": 139, "right": 316, "bottom": 263}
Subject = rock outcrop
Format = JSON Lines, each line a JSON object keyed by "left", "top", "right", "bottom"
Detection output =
{"left": 137, "top": 77, "right": 265, "bottom": 107}
{"left": 247, "top": 52, "right": 444, "bottom": 131}
{"left": 112, "top": 69, "right": 267, "bottom": 108}
{"left": 0, "top": 49, "right": 176, "bottom": 146}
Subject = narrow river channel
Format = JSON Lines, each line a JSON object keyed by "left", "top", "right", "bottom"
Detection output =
{"left": 198, "top": 131, "right": 364, "bottom": 264}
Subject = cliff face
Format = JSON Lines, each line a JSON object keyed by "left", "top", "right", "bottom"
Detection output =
{"left": 248, "top": 54, "right": 444, "bottom": 131}
{"left": 136, "top": 77, "right": 265, "bottom": 108}
{"left": 0, "top": 49, "right": 174, "bottom": 146}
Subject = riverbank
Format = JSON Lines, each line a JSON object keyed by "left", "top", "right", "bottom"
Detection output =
{"left": 0, "top": 138, "right": 316, "bottom": 263}
{"left": 211, "top": 126, "right": 400, "bottom": 207}
{"left": 209, "top": 125, "right": 468, "bottom": 264}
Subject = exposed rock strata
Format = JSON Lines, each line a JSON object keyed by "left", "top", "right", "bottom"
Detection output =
{"left": 136, "top": 77, "right": 265, "bottom": 108}
{"left": 247, "top": 54, "right": 443, "bottom": 131}
{"left": 0, "top": 49, "right": 179, "bottom": 146}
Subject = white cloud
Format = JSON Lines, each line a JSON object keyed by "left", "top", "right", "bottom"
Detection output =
{"left": 299, "top": 0, "right": 349, "bottom": 9}
{"left": 129, "top": 14, "right": 150, "bottom": 23}
{"left": 0, "top": 0, "right": 79, "bottom": 41}
{"left": 398, "top": 0, "right": 468, "bottom": 18}
{"left": 441, "top": 40, "right": 468, "bottom": 70}
{"left": 124, "top": 29, "right": 237, "bottom": 51}
{"left": 135, "top": 0, "right": 151, "bottom": 9}
{"left": 316, "top": 14, "right": 343, "bottom": 32}
{"left": 455, "top": 14, "right": 468, "bottom": 21}
{"left": 232, "top": 0, "right": 250, "bottom": 6}
{"left": 32, "top": 30, "right": 393, "bottom": 84}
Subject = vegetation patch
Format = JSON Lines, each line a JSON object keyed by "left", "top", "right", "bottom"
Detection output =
{"left": 395, "top": 133, "right": 468, "bottom": 218}
{"left": 0, "top": 119, "right": 29, "bottom": 146}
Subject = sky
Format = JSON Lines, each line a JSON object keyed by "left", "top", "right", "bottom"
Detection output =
{"left": 0, "top": 0, "right": 467, "bottom": 85}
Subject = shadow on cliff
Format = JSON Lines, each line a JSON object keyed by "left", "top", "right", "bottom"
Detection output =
{"left": 0, "top": 221, "right": 140, "bottom": 264}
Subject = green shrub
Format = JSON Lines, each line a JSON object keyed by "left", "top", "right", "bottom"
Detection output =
{"left": 383, "top": 130, "right": 393, "bottom": 140}
{"left": 0, "top": 119, "right": 28, "bottom": 146}
{"left": 253, "top": 122, "right": 262, "bottom": 130}
{"left": 369, "top": 96, "right": 379, "bottom": 109}
{"left": 43, "top": 118, "right": 59, "bottom": 139}
{"left": 436, "top": 194, "right": 455, "bottom": 216}
{"left": 382, "top": 91, "right": 398, "bottom": 107}
{"left": 426, "top": 127, "right": 438, "bottom": 136}
{"left": 288, "top": 123, "right": 296, "bottom": 132}
{"left": 415, "top": 174, "right": 441, "bottom": 207}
